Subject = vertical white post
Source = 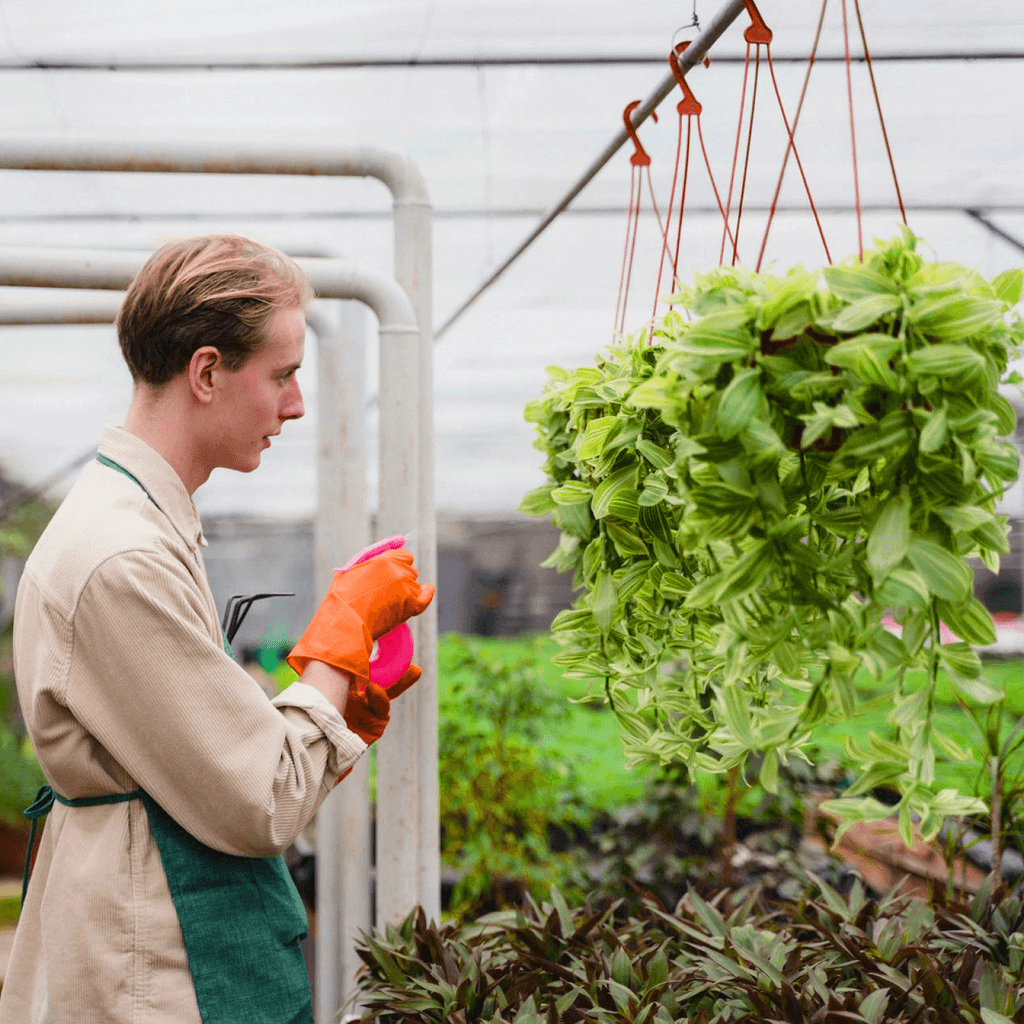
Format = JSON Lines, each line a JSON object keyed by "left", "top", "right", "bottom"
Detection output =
{"left": 375, "top": 163, "right": 437, "bottom": 927}
{"left": 394, "top": 195, "right": 440, "bottom": 921}
{"left": 311, "top": 301, "right": 372, "bottom": 1021}
{"left": 374, "top": 308, "right": 422, "bottom": 925}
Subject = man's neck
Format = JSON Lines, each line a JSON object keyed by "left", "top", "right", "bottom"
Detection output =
{"left": 123, "top": 387, "right": 210, "bottom": 496}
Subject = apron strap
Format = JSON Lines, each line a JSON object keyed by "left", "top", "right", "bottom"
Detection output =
{"left": 22, "top": 784, "right": 142, "bottom": 904}
{"left": 96, "top": 454, "right": 157, "bottom": 506}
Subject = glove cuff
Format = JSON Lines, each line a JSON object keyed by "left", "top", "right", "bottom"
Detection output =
{"left": 287, "top": 596, "right": 373, "bottom": 683}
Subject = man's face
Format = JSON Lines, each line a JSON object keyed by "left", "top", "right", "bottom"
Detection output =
{"left": 208, "top": 305, "right": 306, "bottom": 473}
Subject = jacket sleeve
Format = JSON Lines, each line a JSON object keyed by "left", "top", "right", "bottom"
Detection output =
{"left": 67, "top": 546, "right": 366, "bottom": 857}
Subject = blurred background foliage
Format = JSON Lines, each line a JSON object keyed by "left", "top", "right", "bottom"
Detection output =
{"left": 0, "top": 497, "right": 51, "bottom": 826}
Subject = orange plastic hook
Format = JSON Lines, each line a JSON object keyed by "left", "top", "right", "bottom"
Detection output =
{"left": 669, "top": 42, "right": 705, "bottom": 117}
{"left": 674, "top": 38, "right": 711, "bottom": 69}
{"left": 742, "top": 0, "right": 773, "bottom": 45}
{"left": 623, "top": 101, "right": 658, "bottom": 167}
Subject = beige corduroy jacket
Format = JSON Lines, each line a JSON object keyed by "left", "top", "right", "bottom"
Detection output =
{"left": 0, "top": 425, "right": 366, "bottom": 1024}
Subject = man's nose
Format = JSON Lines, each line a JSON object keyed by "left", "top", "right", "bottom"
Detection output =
{"left": 283, "top": 380, "right": 305, "bottom": 420}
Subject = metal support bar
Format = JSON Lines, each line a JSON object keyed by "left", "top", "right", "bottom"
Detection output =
{"left": 434, "top": 0, "right": 749, "bottom": 339}
{"left": 305, "top": 300, "right": 372, "bottom": 1022}
{"left": 2, "top": 49, "right": 1020, "bottom": 71}
{"left": 0, "top": 288, "right": 122, "bottom": 323}
{"left": 0, "top": 139, "right": 429, "bottom": 210}
{"left": 5, "top": 202, "right": 1024, "bottom": 225}
{"left": 0, "top": 247, "right": 415, "bottom": 327}
{"left": 966, "top": 209, "right": 1024, "bottom": 258}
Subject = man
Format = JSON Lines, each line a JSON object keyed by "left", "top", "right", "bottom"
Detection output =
{"left": 0, "top": 235, "right": 433, "bottom": 1023}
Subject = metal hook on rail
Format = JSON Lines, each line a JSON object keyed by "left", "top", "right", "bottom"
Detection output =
{"left": 742, "top": 0, "right": 772, "bottom": 45}
{"left": 623, "top": 101, "right": 657, "bottom": 167}
{"left": 669, "top": 42, "right": 705, "bottom": 117}
{"left": 670, "top": 20, "right": 707, "bottom": 54}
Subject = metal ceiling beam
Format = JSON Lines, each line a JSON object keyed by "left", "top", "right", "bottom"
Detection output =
{"left": 2, "top": 203, "right": 1023, "bottom": 224}
{"left": 966, "top": 209, "right": 1024, "bottom": 258}
{"left": 0, "top": 50, "right": 1020, "bottom": 70}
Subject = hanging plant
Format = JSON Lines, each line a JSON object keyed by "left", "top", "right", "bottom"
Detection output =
{"left": 520, "top": 229, "right": 1023, "bottom": 844}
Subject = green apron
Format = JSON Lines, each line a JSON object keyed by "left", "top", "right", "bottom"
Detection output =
{"left": 19, "top": 453, "right": 315, "bottom": 1023}
{"left": 24, "top": 785, "right": 313, "bottom": 1024}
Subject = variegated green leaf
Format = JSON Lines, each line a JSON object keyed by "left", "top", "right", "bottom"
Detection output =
{"left": 832, "top": 293, "right": 902, "bottom": 332}
{"left": 577, "top": 415, "right": 621, "bottom": 459}
{"left": 591, "top": 572, "right": 618, "bottom": 634}
{"left": 918, "top": 405, "right": 948, "bottom": 453}
{"left": 551, "top": 480, "right": 592, "bottom": 506}
{"left": 937, "top": 596, "right": 998, "bottom": 646}
{"left": 992, "top": 267, "right": 1023, "bottom": 305}
{"left": 591, "top": 466, "right": 637, "bottom": 519}
{"left": 906, "top": 537, "right": 972, "bottom": 601}
{"left": 867, "top": 492, "right": 910, "bottom": 577}
{"left": 716, "top": 367, "right": 763, "bottom": 439}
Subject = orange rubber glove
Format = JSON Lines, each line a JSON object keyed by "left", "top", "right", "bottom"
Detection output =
{"left": 343, "top": 666, "right": 418, "bottom": 745}
{"left": 334, "top": 664, "right": 421, "bottom": 783}
{"left": 336, "top": 547, "right": 434, "bottom": 640}
{"left": 286, "top": 547, "right": 434, "bottom": 683}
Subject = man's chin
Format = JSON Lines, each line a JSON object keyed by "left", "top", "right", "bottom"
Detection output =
{"left": 222, "top": 454, "right": 261, "bottom": 474}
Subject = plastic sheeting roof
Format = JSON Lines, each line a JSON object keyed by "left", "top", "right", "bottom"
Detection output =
{"left": 1, "top": 0, "right": 1023, "bottom": 519}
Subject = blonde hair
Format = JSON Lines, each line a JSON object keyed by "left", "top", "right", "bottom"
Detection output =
{"left": 116, "top": 235, "right": 314, "bottom": 386}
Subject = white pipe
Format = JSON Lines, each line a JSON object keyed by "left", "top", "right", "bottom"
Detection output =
{"left": 0, "top": 247, "right": 416, "bottom": 332}
{"left": 0, "top": 137, "right": 437, "bottom": 936}
{"left": 306, "top": 300, "right": 372, "bottom": 1021}
{"left": 0, "top": 289, "right": 123, "bottom": 323}
{"left": 394, "top": 199, "right": 439, "bottom": 924}
{"left": 0, "top": 137, "right": 429, "bottom": 210}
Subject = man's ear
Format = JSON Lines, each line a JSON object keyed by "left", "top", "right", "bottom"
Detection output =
{"left": 187, "top": 346, "right": 222, "bottom": 404}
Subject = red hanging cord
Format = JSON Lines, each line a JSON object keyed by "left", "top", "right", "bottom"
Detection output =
{"left": 757, "top": 0, "right": 829, "bottom": 270}
{"left": 672, "top": 117, "right": 694, "bottom": 299}
{"left": 655, "top": 41, "right": 705, "bottom": 322}
{"left": 645, "top": 166, "right": 682, "bottom": 341}
{"left": 617, "top": 102, "right": 672, "bottom": 338}
{"left": 666, "top": 45, "right": 737, "bottom": 290}
{"left": 720, "top": 42, "right": 752, "bottom": 265}
{"left": 841, "top": 0, "right": 864, "bottom": 260}
{"left": 696, "top": 117, "right": 740, "bottom": 259}
{"left": 622, "top": 172, "right": 643, "bottom": 333}
{"left": 651, "top": 112, "right": 686, "bottom": 325}
{"left": 763, "top": 53, "right": 832, "bottom": 267}
{"left": 730, "top": 44, "right": 762, "bottom": 265}
{"left": 614, "top": 164, "right": 640, "bottom": 336}
{"left": 853, "top": 0, "right": 907, "bottom": 224}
